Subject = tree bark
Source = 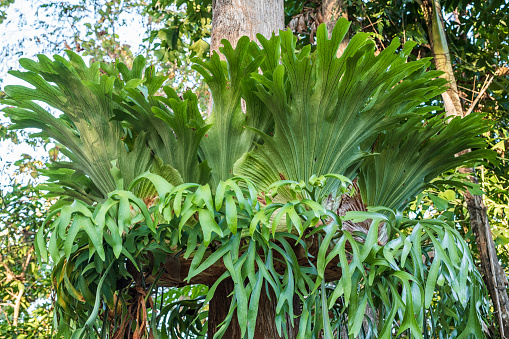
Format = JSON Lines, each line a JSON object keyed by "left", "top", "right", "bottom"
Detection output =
{"left": 419, "top": 0, "right": 509, "bottom": 336}
{"left": 322, "top": 0, "right": 349, "bottom": 56}
{"left": 208, "top": 279, "right": 242, "bottom": 338}
{"left": 207, "top": 1, "right": 287, "bottom": 338}
{"left": 461, "top": 171, "right": 509, "bottom": 337}
{"left": 210, "top": 0, "right": 284, "bottom": 54}
{"left": 419, "top": 0, "right": 463, "bottom": 117}
{"left": 208, "top": 279, "right": 300, "bottom": 339}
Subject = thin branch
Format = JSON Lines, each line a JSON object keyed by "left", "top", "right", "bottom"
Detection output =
{"left": 471, "top": 76, "right": 476, "bottom": 105}
{"left": 465, "top": 75, "right": 495, "bottom": 116}
{"left": 6, "top": 288, "right": 17, "bottom": 298}
{"left": 0, "top": 302, "right": 16, "bottom": 308}
{"left": 12, "top": 285, "right": 24, "bottom": 327}
{"left": 20, "top": 246, "right": 34, "bottom": 277}
{"left": 361, "top": 19, "right": 382, "bottom": 30}
{"left": 0, "top": 308, "right": 11, "bottom": 326}
{"left": 457, "top": 85, "right": 480, "bottom": 95}
{"left": 365, "top": 15, "right": 385, "bottom": 49}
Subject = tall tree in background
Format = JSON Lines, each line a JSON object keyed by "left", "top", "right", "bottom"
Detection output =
{"left": 0, "top": 182, "right": 53, "bottom": 337}
{"left": 418, "top": 0, "right": 509, "bottom": 335}
{"left": 322, "top": 0, "right": 348, "bottom": 55}
{"left": 210, "top": 0, "right": 284, "bottom": 53}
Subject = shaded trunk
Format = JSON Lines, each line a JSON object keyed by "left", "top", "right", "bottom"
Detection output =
{"left": 207, "top": 1, "right": 287, "bottom": 337}
{"left": 208, "top": 279, "right": 242, "bottom": 338}
{"left": 208, "top": 279, "right": 300, "bottom": 339}
{"left": 322, "top": 0, "right": 349, "bottom": 56}
{"left": 461, "top": 172, "right": 509, "bottom": 337}
{"left": 419, "top": 0, "right": 509, "bottom": 336}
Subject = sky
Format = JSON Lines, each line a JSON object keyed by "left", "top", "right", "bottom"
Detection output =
{"left": 0, "top": 0, "right": 149, "bottom": 187}
{"left": 0, "top": 0, "right": 148, "bottom": 85}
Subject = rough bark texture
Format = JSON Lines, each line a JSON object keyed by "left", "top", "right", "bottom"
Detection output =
{"left": 461, "top": 170, "right": 509, "bottom": 337}
{"left": 322, "top": 0, "right": 349, "bottom": 56}
{"left": 207, "top": 279, "right": 242, "bottom": 338}
{"left": 208, "top": 279, "right": 301, "bottom": 339}
{"left": 151, "top": 240, "right": 343, "bottom": 288}
{"left": 326, "top": 179, "right": 388, "bottom": 246}
{"left": 419, "top": 0, "right": 509, "bottom": 336}
{"left": 256, "top": 290, "right": 300, "bottom": 339}
{"left": 210, "top": 0, "right": 284, "bottom": 55}
{"left": 207, "top": 2, "right": 288, "bottom": 337}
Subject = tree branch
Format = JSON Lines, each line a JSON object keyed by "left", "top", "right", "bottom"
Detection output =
{"left": 465, "top": 75, "right": 495, "bottom": 116}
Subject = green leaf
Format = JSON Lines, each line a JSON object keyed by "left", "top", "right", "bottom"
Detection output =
{"left": 190, "top": 39, "right": 210, "bottom": 57}
{"left": 440, "top": 189, "right": 456, "bottom": 201}
{"left": 348, "top": 290, "right": 368, "bottom": 336}
{"left": 225, "top": 193, "right": 238, "bottom": 234}
{"left": 249, "top": 210, "right": 269, "bottom": 237}
{"left": 75, "top": 261, "right": 114, "bottom": 339}
{"left": 187, "top": 242, "right": 230, "bottom": 281}
{"left": 425, "top": 257, "right": 440, "bottom": 308}
{"left": 193, "top": 36, "right": 264, "bottom": 188}
{"left": 429, "top": 194, "right": 449, "bottom": 211}
{"left": 359, "top": 113, "right": 492, "bottom": 210}
{"left": 35, "top": 225, "right": 48, "bottom": 263}
{"left": 198, "top": 208, "right": 223, "bottom": 246}
{"left": 64, "top": 216, "right": 81, "bottom": 259}
{"left": 271, "top": 202, "right": 294, "bottom": 236}
{"left": 321, "top": 279, "right": 333, "bottom": 339}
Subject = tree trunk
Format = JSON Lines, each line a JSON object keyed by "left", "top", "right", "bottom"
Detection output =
{"left": 322, "top": 0, "right": 349, "bottom": 56}
{"left": 419, "top": 0, "right": 463, "bottom": 117}
{"left": 419, "top": 0, "right": 509, "bottom": 336}
{"left": 208, "top": 1, "right": 287, "bottom": 337}
{"left": 208, "top": 279, "right": 242, "bottom": 338}
{"left": 210, "top": 0, "right": 284, "bottom": 54}
{"left": 208, "top": 279, "right": 300, "bottom": 339}
{"left": 461, "top": 171, "right": 509, "bottom": 337}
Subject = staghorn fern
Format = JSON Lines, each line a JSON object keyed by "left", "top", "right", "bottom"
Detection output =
{"left": 234, "top": 20, "right": 448, "bottom": 199}
{"left": 36, "top": 174, "right": 489, "bottom": 338}
{"left": 2, "top": 18, "right": 493, "bottom": 339}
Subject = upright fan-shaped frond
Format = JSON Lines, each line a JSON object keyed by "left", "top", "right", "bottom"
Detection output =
{"left": 358, "top": 113, "right": 493, "bottom": 210}
{"left": 192, "top": 36, "right": 272, "bottom": 188}
{"left": 110, "top": 66, "right": 211, "bottom": 185}
{"left": 234, "top": 19, "right": 447, "bottom": 199}
{"left": 2, "top": 52, "right": 184, "bottom": 202}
